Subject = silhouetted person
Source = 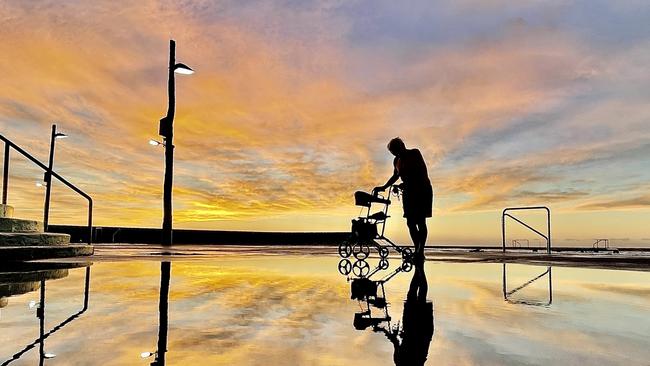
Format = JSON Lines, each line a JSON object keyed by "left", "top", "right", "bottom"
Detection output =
{"left": 374, "top": 138, "right": 432, "bottom": 258}
{"left": 379, "top": 261, "right": 434, "bottom": 366}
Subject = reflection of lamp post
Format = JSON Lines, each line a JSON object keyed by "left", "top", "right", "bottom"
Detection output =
{"left": 43, "top": 124, "right": 67, "bottom": 231}
{"left": 141, "top": 261, "right": 171, "bottom": 365}
{"left": 159, "top": 39, "right": 194, "bottom": 246}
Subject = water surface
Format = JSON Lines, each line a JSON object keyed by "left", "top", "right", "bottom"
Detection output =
{"left": 1, "top": 248, "right": 649, "bottom": 365}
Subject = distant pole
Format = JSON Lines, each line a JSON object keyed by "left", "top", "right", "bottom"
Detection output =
{"left": 161, "top": 40, "right": 176, "bottom": 246}
{"left": 43, "top": 124, "right": 57, "bottom": 231}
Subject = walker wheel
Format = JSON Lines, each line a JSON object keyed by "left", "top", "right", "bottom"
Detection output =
{"left": 353, "top": 242, "right": 370, "bottom": 260}
{"left": 379, "top": 259, "right": 389, "bottom": 270}
{"left": 338, "top": 241, "right": 352, "bottom": 258}
{"left": 401, "top": 261, "right": 413, "bottom": 272}
{"left": 338, "top": 259, "right": 352, "bottom": 275}
{"left": 378, "top": 246, "right": 389, "bottom": 259}
{"left": 401, "top": 247, "right": 413, "bottom": 261}
{"left": 353, "top": 259, "right": 370, "bottom": 277}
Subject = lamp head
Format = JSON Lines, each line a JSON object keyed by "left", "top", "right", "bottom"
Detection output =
{"left": 174, "top": 63, "right": 194, "bottom": 75}
{"left": 54, "top": 133, "right": 68, "bottom": 139}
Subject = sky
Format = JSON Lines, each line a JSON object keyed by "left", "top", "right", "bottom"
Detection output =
{"left": 0, "top": 0, "right": 649, "bottom": 246}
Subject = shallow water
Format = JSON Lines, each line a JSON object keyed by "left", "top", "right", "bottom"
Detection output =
{"left": 1, "top": 248, "right": 649, "bottom": 365}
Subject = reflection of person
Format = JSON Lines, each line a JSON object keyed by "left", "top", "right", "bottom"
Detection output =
{"left": 379, "top": 261, "right": 434, "bottom": 366}
{"left": 374, "top": 137, "right": 433, "bottom": 258}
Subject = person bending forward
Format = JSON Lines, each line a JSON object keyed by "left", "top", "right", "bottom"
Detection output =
{"left": 374, "top": 138, "right": 433, "bottom": 258}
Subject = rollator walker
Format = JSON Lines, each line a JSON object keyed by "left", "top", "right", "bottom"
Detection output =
{"left": 338, "top": 185, "right": 414, "bottom": 263}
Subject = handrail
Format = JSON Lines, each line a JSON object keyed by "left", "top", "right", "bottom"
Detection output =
{"left": 502, "top": 206, "right": 550, "bottom": 254}
{"left": 0, "top": 134, "right": 93, "bottom": 244}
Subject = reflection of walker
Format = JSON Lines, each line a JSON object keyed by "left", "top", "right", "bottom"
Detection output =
{"left": 338, "top": 186, "right": 414, "bottom": 263}
{"left": 350, "top": 260, "right": 413, "bottom": 330}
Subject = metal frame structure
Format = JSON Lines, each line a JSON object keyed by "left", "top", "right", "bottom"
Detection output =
{"left": 511, "top": 239, "right": 530, "bottom": 248}
{"left": 502, "top": 206, "right": 551, "bottom": 254}
{"left": 593, "top": 238, "right": 609, "bottom": 249}
{"left": 0, "top": 134, "right": 93, "bottom": 244}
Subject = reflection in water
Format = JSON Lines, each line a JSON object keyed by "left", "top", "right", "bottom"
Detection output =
{"left": 502, "top": 264, "right": 553, "bottom": 306}
{"left": 349, "top": 260, "right": 434, "bottom": 366}
{"left": 1, "top": 265, "right": 91, "bottom": 366}
{"left": 141, "top": 261, "right": 171, "bottom": 366}
{"left": 155, "top": 261, "right": 171, "bottom": 366}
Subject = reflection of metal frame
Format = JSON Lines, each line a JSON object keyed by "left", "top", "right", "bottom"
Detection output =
{"left": 502, "top": 264, "right": 552, "bottom": 306}
{"left": 1, "top": 266, "right": 91, "bottom": 366}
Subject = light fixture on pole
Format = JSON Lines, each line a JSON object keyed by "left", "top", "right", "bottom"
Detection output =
{"left": 43, "top": 124, "right": 67, "bottom": 231}
{"left": 158, "top": 39, "right": 193, "bottom": 246}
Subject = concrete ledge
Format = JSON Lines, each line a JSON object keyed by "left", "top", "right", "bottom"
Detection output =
{"left": 0, "top": 232, "right": 70, "bottom": 246}
{"left": 0, "top": 281, "right": 40, "bottom": 298}
{"left": 0, "top": 245, "right": 93, "bottom": 261}
{"left": 0, "top": 205, "right": 13, "bottom": 219}
{"left": 0, "top": 269, "right": 69, "bottom": 284}
{"left": 0, "top": 218, "right": 43, "bottom": 233}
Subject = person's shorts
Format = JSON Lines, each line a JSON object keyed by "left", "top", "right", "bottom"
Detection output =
{"left": 402, "top": 184, "right": 433, "bottom": 218}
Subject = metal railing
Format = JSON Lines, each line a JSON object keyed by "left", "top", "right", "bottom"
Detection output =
{"left": 593, "top": 238, "right": 609, "bottom": 249}
{"left": 0, "top": 134, "right": 93, "bottom": 244}
{"left": 511, "top": 239, "right": 530, "bottom": 248}
{"left": 502, "top": 206, "right": 550, "bottom": 254}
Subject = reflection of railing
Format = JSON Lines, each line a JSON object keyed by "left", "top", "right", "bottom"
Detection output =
{"left": 1, "top": 266, "right": 91, "bottom": 366}
{"left": 0, "top": 134, "right": 93, "bottom": 244}
{"left": 502, "top": 264, "right": 552, "bottom": 306}
{"left": 502, "top": 206, "right": 551, "bottom": 254}
{"left": 593, "top": 238, "right": 609, "bottom": 249}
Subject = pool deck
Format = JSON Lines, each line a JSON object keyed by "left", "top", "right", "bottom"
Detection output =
{"left": 25, "top": 244, "right": 650, "bottom": 272}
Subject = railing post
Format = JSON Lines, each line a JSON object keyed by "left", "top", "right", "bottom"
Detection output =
{"left": 2, "top": 142, "right": 8, "bottom": 205}
{"left": 87, "top": 199, "right": 93, "bottom": 245}
{"left": 501, "top": 209, "right": 507, "bottom": 253}
{"left": 546, "top": 208, "right": 551, "bottom": 254}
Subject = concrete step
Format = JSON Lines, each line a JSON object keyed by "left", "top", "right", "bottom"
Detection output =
{"left": 0, "top": 281, "right": 40, "bottom": 298}
{"left": 0, "top": 244, "right": 93, "bottom": 261}
{"left": 0, "top": 269, "right": 70, "bottom": 305}
{"left": 0, "top": 217, "right": 43, "bottom": 233}
{"left": 0, "top": 269, "right": 69, "bottom": 284}
{"left": 0, "top": 204, "right": 13, "bottom": 218}
{"left": 0, "top": 232, "right": 70, "bottom": 246}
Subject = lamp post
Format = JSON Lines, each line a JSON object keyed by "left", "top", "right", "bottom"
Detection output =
{"left": 159, "top": 39, "right": 193, "bottom": 246}
{"left": 43, "top": 124, "right": 67, "bottom": 231}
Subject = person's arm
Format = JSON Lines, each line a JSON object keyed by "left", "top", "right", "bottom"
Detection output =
{"left": 373, "top": 169, "right": 399, "bottom": 194}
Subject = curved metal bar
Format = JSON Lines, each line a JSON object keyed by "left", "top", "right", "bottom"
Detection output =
{"left": 0, "top": 134, "right": 93, "bottom": 244}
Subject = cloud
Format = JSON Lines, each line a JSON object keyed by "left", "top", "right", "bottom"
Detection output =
{"left": 577, "top": 194, "right": 650, "bottom": 211}
{"left": 0, "top": 0, "right": 648, "bottom": 243}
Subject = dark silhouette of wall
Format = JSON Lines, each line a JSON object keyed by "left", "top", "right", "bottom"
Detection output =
{"left": 49, "top": 225, "right": 349, "bottom": 245}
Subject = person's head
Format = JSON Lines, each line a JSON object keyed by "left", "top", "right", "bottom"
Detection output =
{"left": 387, "top": 137, "right": 406, "bottom": 157}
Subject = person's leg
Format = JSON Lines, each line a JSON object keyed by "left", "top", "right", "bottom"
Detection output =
{"left": 418, "top": 217, "right": 428, "bottom": 253}
{"left": 406, "top": 217, "right": 419, "bottom": 249}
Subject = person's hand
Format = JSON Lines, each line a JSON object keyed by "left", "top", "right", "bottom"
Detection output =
{"left": 372, "top": 186, "right": 385, "bottom": 195}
